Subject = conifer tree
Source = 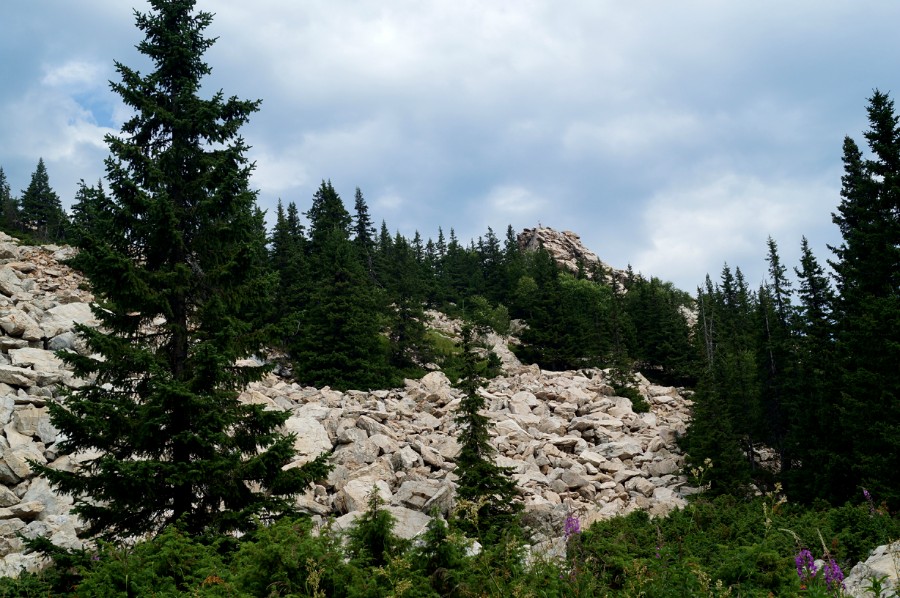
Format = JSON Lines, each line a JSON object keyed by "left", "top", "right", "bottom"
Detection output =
{"left": 20, "top": 158, "right": 68, "bottom": 241}
{"left": 828, "top": 91, "right": 900, "bottom": 506}
{"left": 453, "top": 325, "right": 521, "bottom": 542}
{"left": 352, "top": 187, "right": 376, "bottom": 280}
{"left": 0, "top": 167, "right": 19, "bottom": 232}
{"left": 39, "top": 0, "right": 330, "bottom": 539}
{"left": 785, "top": 237, "right": 840, "bottom": 501}
{"left": 69, "top": 180, "right": 114, "bottom": 248}
{"left": 293, "top": 183, "right": 390, "bottom": 389}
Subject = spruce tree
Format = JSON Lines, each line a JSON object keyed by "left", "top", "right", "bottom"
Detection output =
{"left": 20, "top": 158, "right": 68, "bottom": 241}
{"left": 785, "top": 237, "right": 840, "bottom": 502}
{"left": 69, "top": 180, "right": 114, "bottom": 248}
{"left": 828, "top": 91, "right": 900, "bottom": 506}
{"left": 453, "top": 325, "right": 521, "bottom": 542}
{"left": 351, "top": 187, "right": 376, "bottom": 280}
{"left": 40, "top": 0, "right": 330, "bottom": 539}
{"left": 293, "top": 181, "right": 390, "bottom": 390}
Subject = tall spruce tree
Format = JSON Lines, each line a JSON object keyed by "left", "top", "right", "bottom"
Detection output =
{"left": 828, "top": 91, "right": 900, "bottom": 506}
{"left": 453, "top": 325, "right": 521, "bottom": 542}
{"left": 39, "top": 0, "right": 330, "bottom": 539}
{"left": 293, "top": 181, "right": 390, "bottom": 390}
{"left": 785, "top": 237, "right": 840, "bottom": 502}
{"left": 20, "top": 158, "right": 68, "bottom": 241}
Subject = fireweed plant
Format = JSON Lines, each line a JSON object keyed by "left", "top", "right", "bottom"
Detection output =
{"left": 795, "top": 547, "right": 845, "bottom": 596}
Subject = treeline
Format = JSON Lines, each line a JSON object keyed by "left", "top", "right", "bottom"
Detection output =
{"left": 0, "top": 159, "right": 70, "bottom": 243}
{"left": 681, "top": 91, "right": 900, "bottom": 511}
{"left": 226, "top": 179, "right": 695, "bottom": 392}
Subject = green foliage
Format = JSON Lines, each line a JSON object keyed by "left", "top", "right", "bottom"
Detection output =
{"left": 39, "top": 0, "right": 331, "bottom": 540}
{"left": 75, "top": 527, "right": 232, "bottom": 597}
{"left": 19, "top": 158, "right": 69, "bottom": 242}
{"left": 462, "top": 295, "right": 510, "bottom": 335}
{"left": 453, "top": 325, "right": 522, "bottom": 544}
{"left": 14, "top": 497, "right": 899, "bottom": 597}
{"left": 614, "top": 383, "right": 650, "bottom": 413}
{"left": 230, "top": 517, "right": 349, "bottom": 597}
{"left": 412, "top": 512, "right": 469, "bottom": 595}
{"left": 346, "top": 489, "right": 410, "bottom": 569}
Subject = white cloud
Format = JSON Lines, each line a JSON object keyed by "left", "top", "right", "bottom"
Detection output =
{"left": 632, "top": 172, "right": 838, "bottom": 290}
{"left": 562, "top": 109, "right": 703, "bottom": 159}
{"left": 41, "top": 60, "right": 106, "bottom": 90}
{"left": 483, "top": 185, "right": 547, "bottom": 216}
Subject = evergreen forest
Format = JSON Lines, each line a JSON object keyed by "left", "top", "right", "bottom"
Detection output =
{"left": 0, "top": 1, "right": 898, "bottom": 596}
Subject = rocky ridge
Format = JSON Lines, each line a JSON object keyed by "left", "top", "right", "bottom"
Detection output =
{"left": 0, "top": 231, "right": 893, "bottom": 596}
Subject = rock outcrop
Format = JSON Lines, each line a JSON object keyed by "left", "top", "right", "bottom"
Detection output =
{"left": 518, "top": 226, "right": 625, "bottom": 281}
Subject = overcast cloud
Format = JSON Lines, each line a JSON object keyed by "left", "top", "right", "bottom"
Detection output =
{"left": 2, "top": 1, "right": 899, "bottom": 291}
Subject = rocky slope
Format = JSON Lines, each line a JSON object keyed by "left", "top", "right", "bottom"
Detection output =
{"left": 0, "top": 231, "right": 893, "bottom": 596}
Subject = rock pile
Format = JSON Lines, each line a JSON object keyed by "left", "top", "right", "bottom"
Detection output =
{"left": 0, "top": 231, "right": 895, "bottom": 595}
{"left": 0, "top": 231, "right": 697, "bottom": 576}
{"left": 0, "top": 233, "right": 99, "bottom": 576}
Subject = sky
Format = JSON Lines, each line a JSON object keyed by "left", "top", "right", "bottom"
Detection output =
{"left": 2, "top": 1, "right": 899, "bottom": 292}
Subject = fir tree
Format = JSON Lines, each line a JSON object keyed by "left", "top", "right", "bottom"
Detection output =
{"left": 453, "top": 325, "right": 521, "bottom": 542}
{"left": 828, "top": 91, "right": 900, "bottom": 506}
{"left": 39, "top": 0, "right": 330, "bottom": 539}
{"left": 293, "top": 191, "right": 390, "bottom": 390}
{"left": 785, "top": 237, "right": 840, "bottom": 502}
{"left": 20, "top": 158, "right": 68, "bottom": 241}
{"left": 351, "top": 187, "right": 376, "bottom": 280}
{"left": 69, "top": 180, "right": 114, "bottom": 248}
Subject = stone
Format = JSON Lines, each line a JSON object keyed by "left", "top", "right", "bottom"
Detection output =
{"left": 40, "top": 303, "right": 97, "bottom": 339}
{"left": 0, "top": 366, "right": 35, "bottom": 387}
{"left": 844, "top": 541, "right": 900, "bottom": 597}
{"left": 0, "top": 501, "right": 44, "bottom": 521}
{"left": 626, "top": 477, "right": 656, "bottom": 498}
{"left": 283, "top": 416, "right": 332, "bottom": 457}
{"left": 9, "top": 348, "right": 63, "bottom": 371}
{"left": 340, "top": 479, "right": 391, "bottom": 513}
{"left": 0, "top": 244, "right": 20, "bottom": 261}
{"left": 391, "top": 445, "right": 421, "bottom": 471}
{"left": 0, "top": 268, "right": 24, "bottom": 297}
{"left": 12, "top": 406, "right": 48, "bottom": 438}
{"left": 647, "top": 457, "right": 679, "bottom": 477}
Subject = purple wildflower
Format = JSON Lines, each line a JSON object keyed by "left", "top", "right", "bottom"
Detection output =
{"left": 863, "top": 487, "right": 876, "bottom": 515}
{"left": 564, "top": 514, "right": 580, "bottom": 539}
{"left": 823, "top": 559, "right": 844, "bottom": 590}
{"left": 795, "top": 548, "right": 817, "bottom": 582}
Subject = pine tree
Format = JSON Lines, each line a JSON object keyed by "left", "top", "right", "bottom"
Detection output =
{"left": 69, "top": 180, "right": 114, "bottom": 248}
{"left": 306, "top": 180, "right": 351, "bottom": 252}
{"left": 784, "top": 237, "right": 841, "bottom": 502}
{"left": 39, "top": 0, "right": 330, "bottom": 539}
{"left": 20, "top": 158, "right": 68, "bottom": 242}
{"left": 828, "top": 91, "right": 900, "bottom": 506}
{"left": 756, "top": 237, "right": 794, "bottom": 475}
{"left": 293, "top": 183, "right": 390, "bottom": 389}
{"left": 269, "top": 199, "right": 308, "bottom": 347}
{"left": 352, "top": 187, "right": 376, "bottom": 280}
{"left": 453, "top": 325, "right": 521, "bottom": 542}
